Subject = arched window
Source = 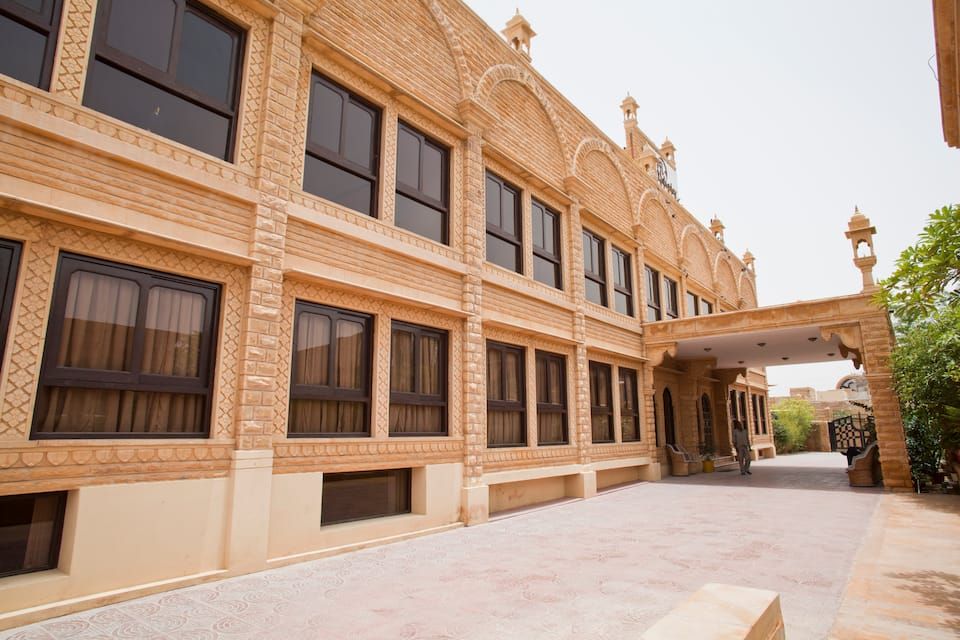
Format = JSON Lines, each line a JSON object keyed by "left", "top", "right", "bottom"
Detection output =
{"left": 662, "top": 388, "right": 676, "bottom": 446}
{"left": 701, "top": 394, "right": 713, "bottom": 451}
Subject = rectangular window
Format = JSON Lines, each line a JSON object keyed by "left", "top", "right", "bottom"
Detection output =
{"left": 701, "top": 299, "right": 714, "bottom": 315}
{"left": 663, "top": 276, "right": 679, "bottom": 319}
{"left": 644, "top": 266, "right": 661, "bottom": 321}
{"left": 752, "top": 393, "right": 761, "bottom": 434}
{"left": 532, "top": 199, "right": 562, "bottom": 289}
{"left": 0, "top": 0, "right": 62, "bottom": 89}
{"left": 612, "top": 246, "right": 633, "bottom": 316}
{"left": 321, "top": 469, "right": 411, "bottom": 526}
{"left": 589, "top": 361, "right": 613, "bottom": 443}
{"left": 0, "top": 492, "right": 66, "bottom": 578}
{"left": 390, "top": 321, "right": 447, "bottom": 436}
{"left": 303, "top": 73, "right": 381, "bottom": 216}
{"left": 32, "top": 254, "right": 220, "bottom": 439}
{"left": 619, "top": 367, "right": 640, "bottom": 442}
{"left": 535, "top": 350, "right": 567, "bottom": 445}
{"left": 84, "top": 0, "right": 244, "bottom": 161}
{"left": 289, "top": 301, "right": 372, "bottom": 437}
{"left": 485, "top": 172, "right": 522, "bottom": 273}
{"left": 760, "top": 395, "right": 768, "bottom": 434}
{"left": 395, "top": 122, "right": 448, "bottom": 244}
{"left": 685, "top": 291, "right": 699, "bottom": 318}
{"left": 582, "top": 230, "right": 606, "bottom": 306}
{"left": 0, "top": 239, "right": 22, "bottom": 374}
{"left": 487, "top": 341, "right": 525, "bottom": 447}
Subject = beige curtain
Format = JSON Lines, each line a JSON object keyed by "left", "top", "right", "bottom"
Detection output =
{"left": 390, "top": 333, "right": 443, "bottom": 433}
{"left": 488, "top": 410, "right": 522, "bottom": 445}
{"left": 487, "top": 348, "right": 502, "bottom": 400}
{"left": 294, "top": 312, "right": 330, "bottom": 386}
{"left": 620, "top": 372, "right": 638, "bottom": 440}
{"left": 336, "top": 319, "right": 362, "bottom": 389}
{"left": 290, "top": 399, "right": 364, "bottom": 434}
{"left": 418, "top": 335, "right": 440, "bottom": 395}
{"left": 39, "top": 277, "right": 205, "bottom": 434}
{"left": 390, "top": 405, "right": 442, "bottom": 433}
{"left": 22, "top": 494, "right": 59, "bottom": 569}
{"left": 390, "top": 329, "right": 414, "bottom": 393}
{"left": 538, "top": 412, "right": 564, "bottom": 443}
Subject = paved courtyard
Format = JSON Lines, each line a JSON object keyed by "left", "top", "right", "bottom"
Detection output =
{"left": 4, "top": 453, "right": 956, "bottom": 640}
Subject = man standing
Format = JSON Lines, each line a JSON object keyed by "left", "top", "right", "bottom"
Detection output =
{"left": 733, "top": 420, "right": 752, "bottom": 475}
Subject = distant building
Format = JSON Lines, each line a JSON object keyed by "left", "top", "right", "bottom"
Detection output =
{"left": 771, "top": 375, "right": 873, "bottom": 451}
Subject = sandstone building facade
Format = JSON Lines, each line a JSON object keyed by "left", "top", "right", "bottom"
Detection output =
{"left": 0, "top": 0, "right": 801, "bottom": 626}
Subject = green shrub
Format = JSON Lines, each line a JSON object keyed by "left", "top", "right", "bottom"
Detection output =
{"left": 771, "top": 398, "right": 815, "bottom": 454}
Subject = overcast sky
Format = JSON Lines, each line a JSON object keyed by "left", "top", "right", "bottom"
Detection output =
{"left": 464, "top": 0, "right": 960, "bottom": 394}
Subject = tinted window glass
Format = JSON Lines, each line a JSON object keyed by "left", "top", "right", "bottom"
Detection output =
{"left": 396, "top": 127, "right": 419, "bottom": 189}
{"left": 395, "top": 193, "right": 444, "bottom": 244}
{"left": 321, "top": 469, "right": 411, "bottom": 526}
{"left": 585, "top": 279, "right": 604, "bottom": 306}
{"left": 615, "top": 291, "right": 631, "bottom": 315}
{"left": 104, "top": 0, "right": 176, "bottom": 71}
{"left": 0, "top": 14, "right": 46, "bottom": 85}
{"left": 308, "top": 80, "right": 343, "bottom": 153}
{"left": 485, "top": 176, "right": 500, "bottom": 226}
{"left": 344, "top": 102, "right": 374, "bottom": 169}
{"left": 0, "top": 492, "right": 66, "bottom": 578}
{"left": 487, "top": 234, "right": 519, "bottom": 272}
{"left": 12, "top": 0, "right": 44, "bottom": 12}
{"left": 176, "top": 10, "right": 235, "bottom": 104}
{"left": 304, "top": 155, "right": 373, "bottom": 216}
{"left": 421, "top": 144, "right": 442, "bottom": 201}
{"left": 85, "top": 59, "right": 231, "bottom": 159}
{"left": 534, "top": 255, "right": 559, "bottom": 289}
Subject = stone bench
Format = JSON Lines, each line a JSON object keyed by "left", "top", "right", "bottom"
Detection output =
{"left": 642, "top": 583, "right": 785, "bottom": 640}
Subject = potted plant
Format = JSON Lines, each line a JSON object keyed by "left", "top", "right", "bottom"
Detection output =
{"left": 701, "top": 443, "right": 716, "bottom": 473}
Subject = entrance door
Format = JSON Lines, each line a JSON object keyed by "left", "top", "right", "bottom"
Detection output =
{"left": 663, "top": 388, "right": 676, "bottom": 446}
{"left": 701, "top": 394, "right": 713, "bottom": 452}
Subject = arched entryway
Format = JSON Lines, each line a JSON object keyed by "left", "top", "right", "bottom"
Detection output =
{"left": 663, "top": 388, "right": 676, "bottom": 446}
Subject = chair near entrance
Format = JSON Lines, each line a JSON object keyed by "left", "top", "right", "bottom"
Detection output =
{"left": 667, "top": 443, "right": 703, "bottom": 476}
{"left": 847, "top": 441, "right": 882, "bottom": 487}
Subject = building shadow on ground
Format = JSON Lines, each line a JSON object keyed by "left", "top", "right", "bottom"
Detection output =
{"left": 660, "top": 464, "right": 883, "bottom": 494}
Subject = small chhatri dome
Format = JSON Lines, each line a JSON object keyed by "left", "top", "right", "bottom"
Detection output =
{"left": 620, "top": 94, "right": 638, "bottom": 122}
{"left": 742, "top": 249, "right": 755, "bottom": 272}
{"left": 709, "top": 216, "right": 725, "bottom": 242}
{"left": 502, "top": 10, "right": 536, "bottom": 61}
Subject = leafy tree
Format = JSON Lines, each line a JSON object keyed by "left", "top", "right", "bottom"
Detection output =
{"left": 877, "top": 204, "right": 960, "bottom": 322}
{"left": 771, "top": 397, "right": 815, "bottom": 453}
{"left": 878, "top": 204, "right": 960, "bottom": 480}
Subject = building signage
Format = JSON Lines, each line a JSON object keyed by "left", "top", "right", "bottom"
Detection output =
{"left": 656, "top": 157, "right": 678, "bottom": 198}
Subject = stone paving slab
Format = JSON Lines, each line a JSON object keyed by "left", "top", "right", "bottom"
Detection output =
{"left": 2, "top": 453, "right": 884, "bottom": 640}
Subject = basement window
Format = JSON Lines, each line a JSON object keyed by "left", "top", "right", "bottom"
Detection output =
{"left": 321, "top": 469, "right": 411, "bottom": 526}
{"left": 0, "top": 492, "right": 66, "bottom": 578}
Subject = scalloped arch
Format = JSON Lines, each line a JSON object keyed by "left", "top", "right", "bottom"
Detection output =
{"left": 570, "top": 137, "right": 636, "bottom": 215}
{"left": 715, "top": 253, "right": 740, "bottom": 304}
{"left": 419, "top": 0, "right": 473, "bottom": 98}
{"left": 474, "top": 64, "right": 571, "bottom": 163}
{"left": 679, "top": 225, "right": 714, "bottom": 285}
{"left": 641, "top": 198, "right": 679, "bottom": 259}
{"left": 739, "top": 273, "right": 758, "bottom": 308}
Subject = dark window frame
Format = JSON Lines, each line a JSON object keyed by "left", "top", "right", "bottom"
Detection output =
{"left": 289, "top": 300, "right": 374, "bottom": 438}
{"left": 395, "top": 120, "right": 449, "bottom": 244}
{"left": 685, "top": 291, "right": 699, "bottom": 318}
{"left": 582, "top": 229, "right": 607, "bottom": 307}
{"left": 320, "top": 468, "right": 411, "bottom": 526}
{"left": 663, "top": 387, "right": 676, "bottom": 446}
{"left": 32, "top": 253, "right": 221, "bottom": 440}
{"left": 612, "top": 246, "right": 633, "bottom": 317}
{"left": 738, "top": 391, "right": 748, "bottom": 430}
{"left": 535, "top": 350, "right": 567, "bottom": 446}
{"left": 589, "top": 361, "right": 614, "bottom": 444}
{"left": 701, "top": 299, "right": 714, "bottom": 315}
{"left": 389, "top": 320, "right": 448, "bottom": 437}
{"left": 663, "top": 276, "right": 679, "bottom": 319}
{"left": 0, "top": 491, "right": 67, "bottom": 579}
{"left": 0, "top": 238, "right": 22, "bottom": 374}
{"left": 485, "top": 172, "right": 522, "bottom": 273}
{"left": 304, "top": 72, "right": 382, "bottom": 217}
{"left": 619, "top": 367, "right": 641, "bottom": 442}
{"left": 531, "top": 198, "right": 562, "bottom": 290}
{"left": 86, "top": 0, "right": 245, "bottom": 162}
{"left": 0, "top": 0, "right": 63, "bottom": 90}
{"left": 645, "top": 265, "right": 661, "bottom": 321}
{"left": 752, "top": 393, "right": 761, "bottom": 435}
{"left": 486, "top": 340, "right": 526, "bottom": 448}
{"left": 760, "top": 395, "right": 768, "bottom": 434}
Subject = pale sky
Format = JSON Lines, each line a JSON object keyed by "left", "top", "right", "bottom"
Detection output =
{"left": 465, "top": 0, "right": 960, "bottom": 394}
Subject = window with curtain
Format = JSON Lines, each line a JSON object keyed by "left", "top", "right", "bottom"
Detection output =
{"left": 619, "top": 367, "right": 640, "bottom": 442}
{"left": 83, "top": 0, "right": 244, "bottom": 161}
{"left": 304, "top": 72, "right": 381, "bottom": 216}
{"left": 612, "top": 246, "right": 633, "bottom": 316}
{"left": 485, "top": 172, "right": 522, "bottom": 273}
{"left": 0, "top": 0, "right": 62, "bottom": 90}
{"left": 535, "top": 350, "right": 566, "bottom": 445}
{"left": 32, "top": 254, "right": 220, "bottom": 438}
{"left": 760, "top": 395, "right": 768, "bottom": 434}
{"left": 663, "top": 276, "right": 679, "bottom": 319}
{"left": 289, "top": 301, "right": 372, "bottom": 437}
{"left": 389, "top": 321, "right": 447, "bottom": 436}
{"left": 0, "top": 491, "right": 66, "bottom": 578}
{"left": 582, "top": 229, "right": 606, "bottom": 306}
{"left": 487, "top": 341, "right": 525, "bottom": 447}
{"left": 645, "top": 265, "right": 661, "bottom": 321}
{"left": 685, "top": 291, "right": 699, "bottom": 317}
{"left": 321, "top": 469, "right": 411, "bottom": 526}
{"left": 395, "top": 121, "right": 448, "bottom": 244}
{"left": 0, "top": 239, "right": 22, "bottom": 375}
{"left": 589, "top": 361, "right": 613, "bottom": 443}
{"left": 532, "top": 199, "right": 562, "bottom": 289}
